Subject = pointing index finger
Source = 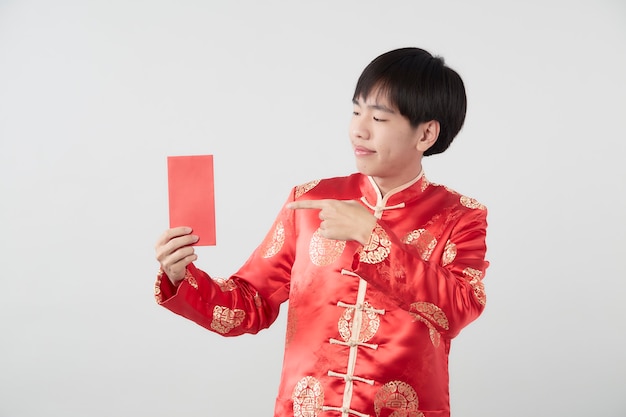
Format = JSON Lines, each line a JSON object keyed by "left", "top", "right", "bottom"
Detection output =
{"left": 287, "top": 200, "right": 329, "bottom": 210}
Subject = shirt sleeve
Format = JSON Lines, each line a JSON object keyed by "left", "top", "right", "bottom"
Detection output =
{"left": 351, "top": 206, "right": 489, "bottom": 339}
{"left": 153, "top": 192, "right": 297, "bottom": 337}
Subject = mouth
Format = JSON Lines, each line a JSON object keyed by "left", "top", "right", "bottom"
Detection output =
{"left": 354, "top": 146, "right": 375, "bottom": 156}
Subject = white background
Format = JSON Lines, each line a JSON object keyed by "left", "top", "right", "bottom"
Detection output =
{"left": 1, "top": 1, "right": 625, "bottom": 416}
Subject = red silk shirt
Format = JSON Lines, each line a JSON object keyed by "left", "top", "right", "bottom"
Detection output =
{"left": 155, "top": 172, "right": 489, "bottom": 417}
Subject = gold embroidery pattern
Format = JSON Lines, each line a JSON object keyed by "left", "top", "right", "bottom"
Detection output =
{"left": 360, "top": 224, "right": 391, "bottom": 264}
{"left": 295, "top": 180, "right": 321, "bottom": 198}
{"left": 184, "top": 269, "right": 198, "bottom": 289}
{"left": 253, "top": 292, "right": 263, "bottom": 308}
{"left": 460, "top": 195, "right": 486, "bottom": 210}
{"left": 292, "top": 376, "right": 324, "bottom": 417}
{"left": 409, "top": 302, "right": 450, "bottom": 347}
{"left": 338, "top": 301, "right": 380, "bottom": 343}
{"left": 261, "top": 221, "right": 285, "bottom": 258}
{"left": 463, "top": 267, "right": 486, "bottom": 306}
{"left": 309, "top": 229, "right": 346, "bottom": 266}
{"left": 420, "top": 175, "right": 430, "bottom": 192}
{"left": 443, "top": 185, "right": 458, "bottom": 195}
{"left": 374, "top": 381, "right": 424, "bottom": 417}
{"left": 154, "top": 272, "right": 163, "bottom": 304}
{"left": 210, "top": 306, "right": 245, "bottom": 334}
{"left": 403, "top": 229, "right": 437, "bottom": 261}
{"left": 410, "top": 302, "right": 449, "bottom": 329}
{"left": 442, "top": 240, "right": 457, "bottom": 266}
{"left": 214, "top": 277, "right": 237, "bottom": 292}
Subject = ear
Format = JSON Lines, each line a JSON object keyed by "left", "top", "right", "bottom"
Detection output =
{"left": 416, "top": 120, "right": 440, "bottom": 152}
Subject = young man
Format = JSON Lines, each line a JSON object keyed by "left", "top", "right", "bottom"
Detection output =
{"left": 154, "top": 47, "right": 489, "bottom": 417}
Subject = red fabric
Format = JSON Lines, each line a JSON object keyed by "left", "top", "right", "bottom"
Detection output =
{"left": 156, "top": 173, "right": 489, "bottom": 417}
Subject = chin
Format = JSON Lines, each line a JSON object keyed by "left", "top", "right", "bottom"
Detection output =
{"left": 355, "top": 161, "right": 375, "bottom": 176}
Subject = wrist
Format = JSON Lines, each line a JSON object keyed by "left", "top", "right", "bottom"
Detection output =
{"left": 357, "top": 220, "right": 377, "bottom": 246}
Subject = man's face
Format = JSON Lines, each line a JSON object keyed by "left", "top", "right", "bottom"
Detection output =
{"left": 349, "top": 92, "right": 428, "bottom": 193}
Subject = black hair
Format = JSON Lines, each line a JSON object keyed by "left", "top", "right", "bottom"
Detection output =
{"left": 353, "top": 47, "right": 467, "bottom": 156}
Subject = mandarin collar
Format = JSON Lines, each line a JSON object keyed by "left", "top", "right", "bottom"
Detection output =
{"left": 359, "top": 171, "right": 427, "bottom": 209}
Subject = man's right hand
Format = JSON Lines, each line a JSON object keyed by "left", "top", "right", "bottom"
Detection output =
{"left": 155, "top": 227, "right": 199, "bottom": 285}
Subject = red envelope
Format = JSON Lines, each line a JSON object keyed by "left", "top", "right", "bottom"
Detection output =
{"left": 167, "top": 155, "right": 216, "bottom": 246}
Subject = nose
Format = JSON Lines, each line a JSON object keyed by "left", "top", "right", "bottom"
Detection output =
{"left": 350, "top": 117, "right": 370, "bottom": 140}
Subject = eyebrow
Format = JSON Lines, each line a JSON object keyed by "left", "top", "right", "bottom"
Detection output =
{"left": 352, "top": 98, "right": 396, "bottom": 114}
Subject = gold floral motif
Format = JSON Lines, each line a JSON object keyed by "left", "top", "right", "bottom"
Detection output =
{"left": 185, "top": 269, "right": 198, "bottom": 289}
{"left": 338, "top": 301, "right": 381, "bottom": 343}
{"left": 410, "top": 302, "right": 449, "bottom": 329}
{"left": 411, "top": 315, "right": 441, "bottom": 347}
{"left": 154, "top": 274, "right": 163, "bottom": 304}
{"left": 443, "top": 185, "right": 458, "bottom": 195}
{"left": 210, "top": 306, "right": 245, "bottom": 334}
{"left": 463, "top": 267, "right": 486, "bottom": 306}
{"left": 409, "top": 302, "right": 449, "bottom": 347}
{"left": 261, "top": 220, "right": 285, "bottom": 258}
{"left": 309, "top": 229, "right": 346, "bottom": 266}
{"left": 420, "top": 175, "right": 430, "bottom": 192}
{"left": 214, "top": 277, "right": 237, "bottom": 292}
{"left": 253, "top": 293, "right": 263, "bottom": 308}
{"left": 292, "top": 376, "right": 324, "bottom": 417}
{"left": 295, "top": 180, "right": 321, "bottom": 198}
{"left": 374, "top": 380, "right": 424, "bottom": 417}
{"left": 442, "top": 240, "right": 457, "bottom": 266}
{"left": 360, "top": 224, "right": 391, "bottom": 264}
{"left": 402, "top": 229, "right": 437, "bottom": 261}
{"left": 460, "top": 195, "right": 486, "bottom": 210}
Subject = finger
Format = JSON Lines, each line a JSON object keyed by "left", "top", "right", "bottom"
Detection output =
{"left": 162, "top": 245, "right": 196, "bottom": 267}
{"left": 160, "top": 249, "right": 196, "bottom": 280}
{"left": 156, "top": 234, "right": 198, "bottom": 261}
{"left": 287, "top": 200, "right": 331, "bottom": 210}
{"left": 176, "top": 253, "right": 198, "bottom": 271}
{"left": 155, "top": 227, "right": 193, "bottom": 247}
{"left": 164, "top": 253, "right": 198, "bottom": 283}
